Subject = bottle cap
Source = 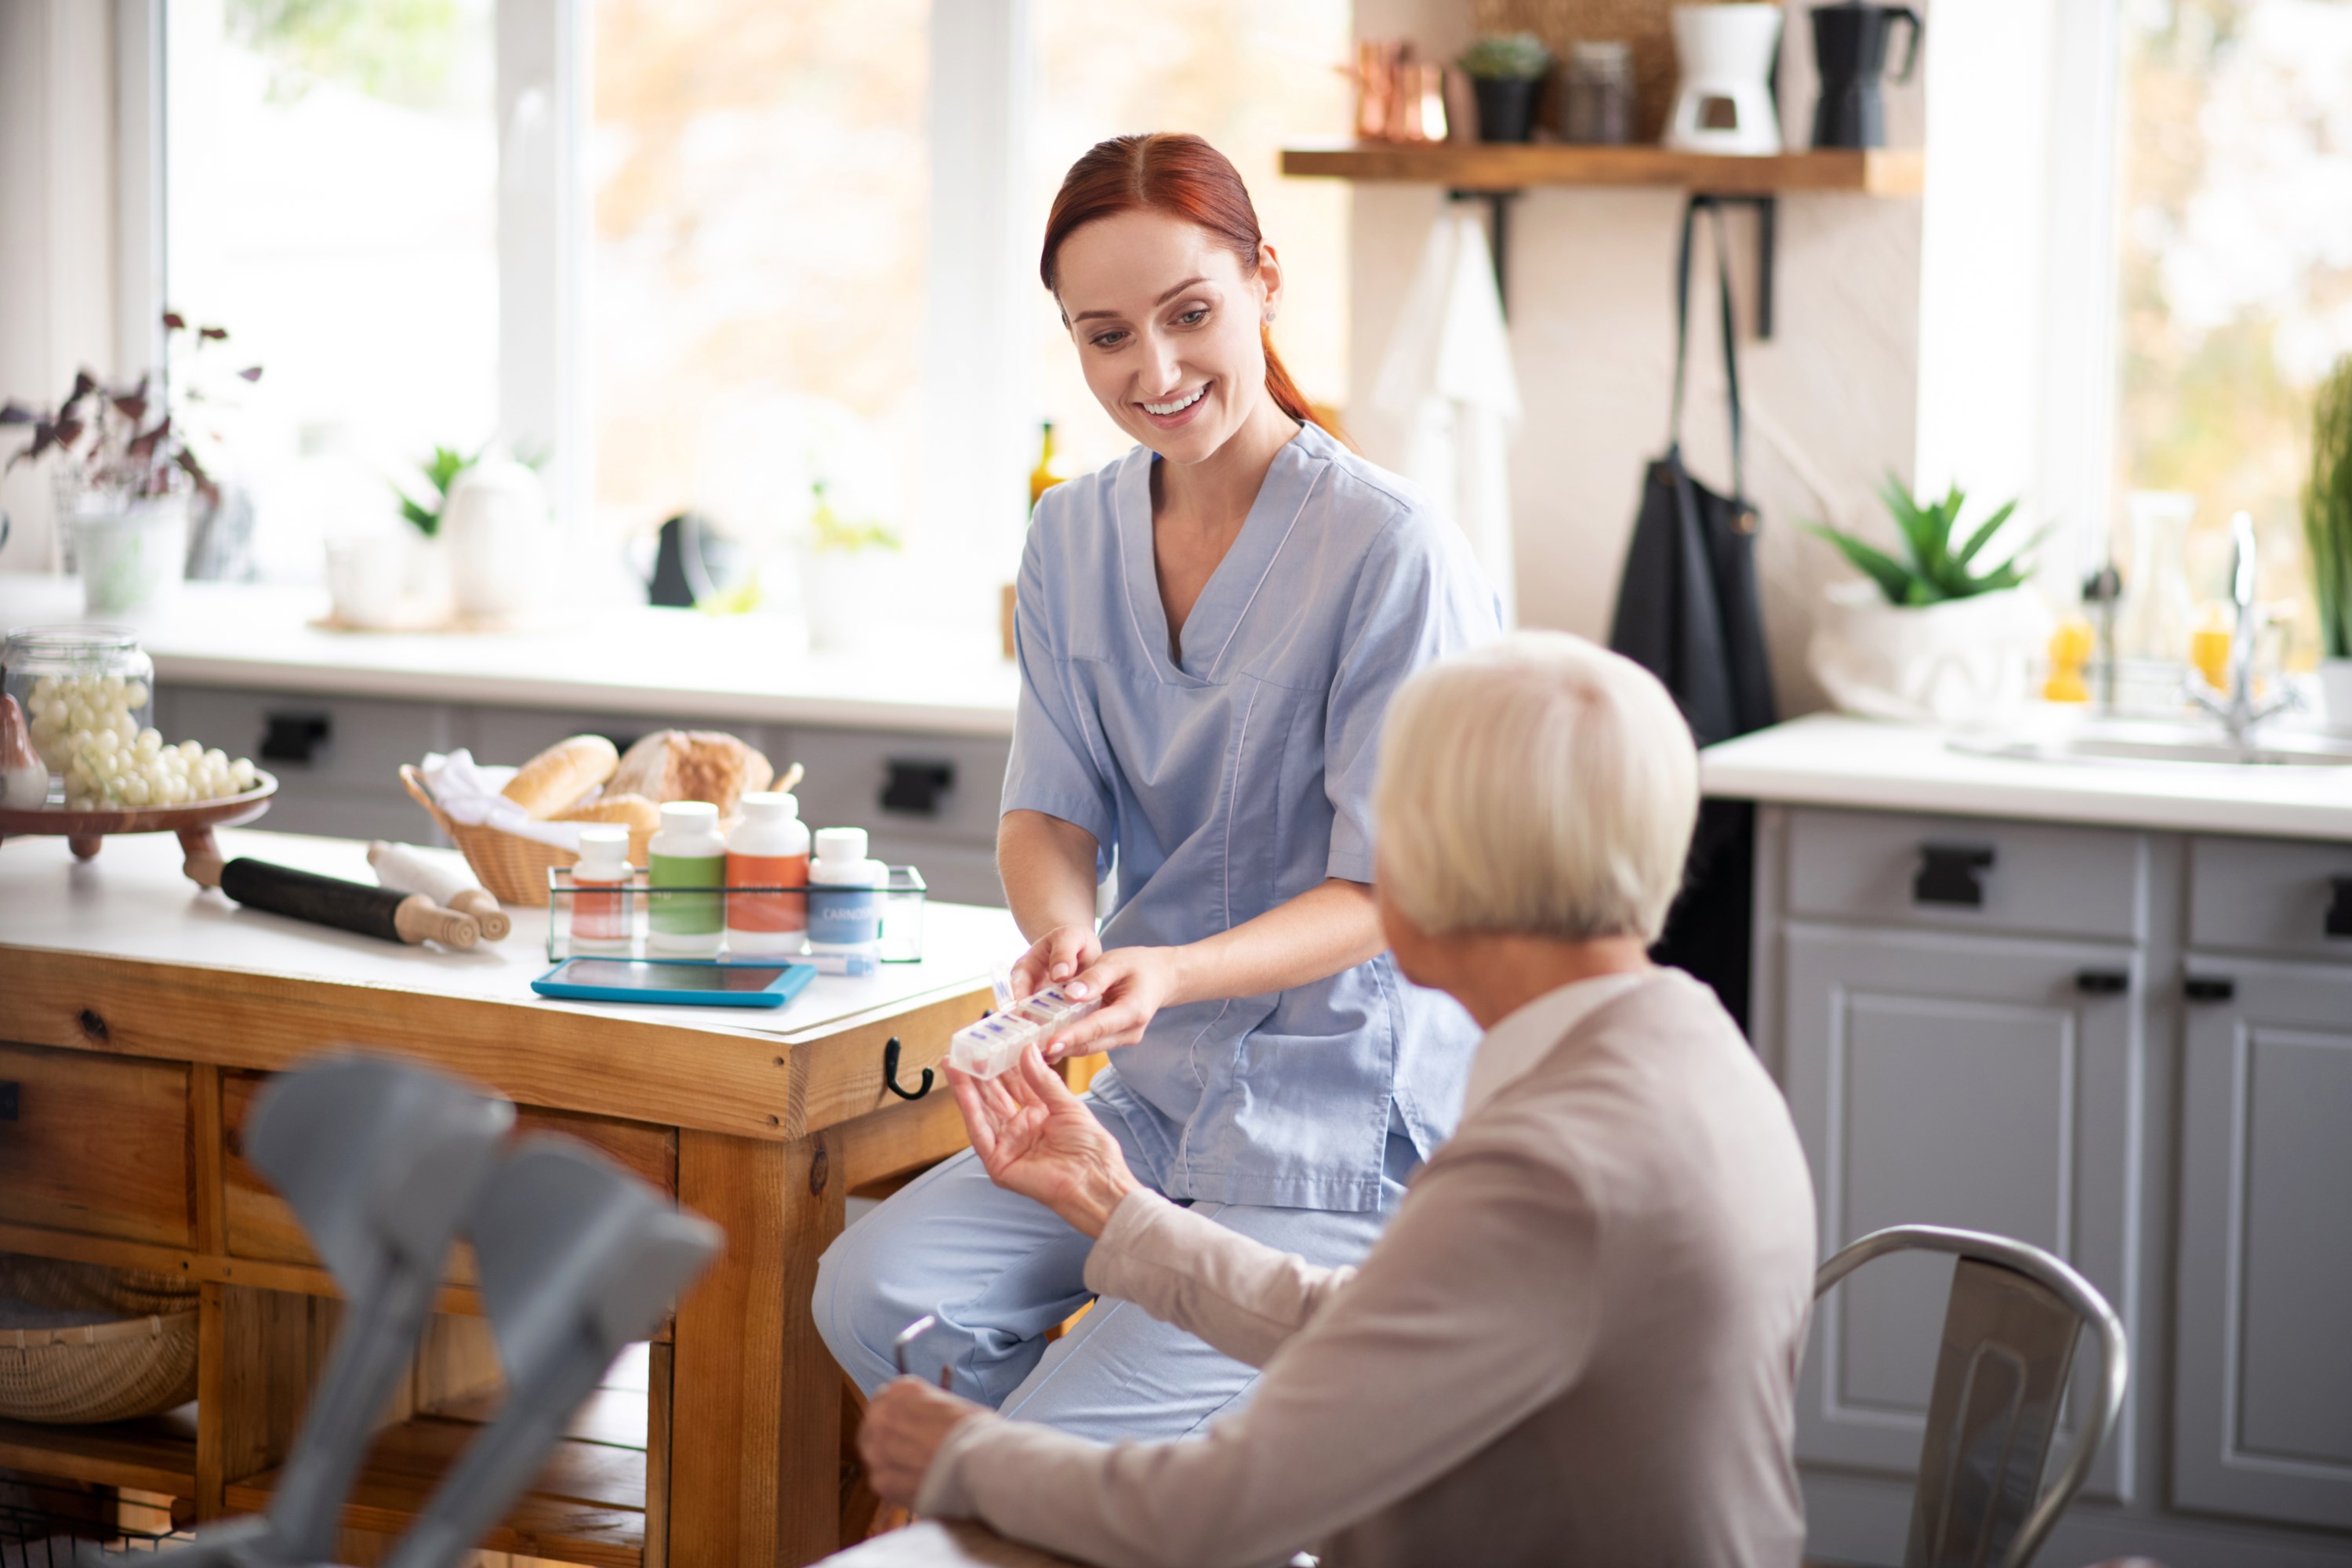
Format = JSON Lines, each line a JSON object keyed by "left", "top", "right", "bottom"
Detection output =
{"left": 740, "top": 791, "right": 800, "bottom": 822}
{"left": 575, "top": 825, "right": 630, "bottom": 877}
{"left": 659, "top": 800, "right": 720, "bottom": 827}
{"left": 812, "top": 826, "right": 868, "bottom": 864}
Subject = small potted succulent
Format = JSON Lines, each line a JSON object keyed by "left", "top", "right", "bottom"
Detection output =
{"left": 2306, "top": 354, "right": 2352, "bottom": 729}
{"left": 1457, "top": 32, "right": 1553, "bottom": 143}
{"left": 1, "top": 314, "right": 259, "bottom": 615}
{"left": 1805, "top": 475, "right": 2053, "bottom": 727}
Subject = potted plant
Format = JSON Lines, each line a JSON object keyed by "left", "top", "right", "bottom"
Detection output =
{"left": 1, "top": 314, "right": 259, "bottom": 616}
{"left": 1805, "top": 475, "right": 2053, "bottom": 727}
{"left": 803, "top": 480, "right": 902, "bottom": 653}
{"left": 2305, "top": 354, "right": 2352, "bottom": 730}
{"left": 1457, "top": 32, "right": 1552, "bottom": 143}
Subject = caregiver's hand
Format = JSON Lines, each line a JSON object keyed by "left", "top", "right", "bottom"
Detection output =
{"left": 949, "top": 1046, "right": 1141, "bottom": 1239}
{"left": 1048, "top": 945, "right": 1183, "bottom": 1056}
{"left": 859, "top": 1376, "right": 984, "bottom": 1509}
{"left": 1008, "top": 922, "right": 1101, "bottom": 998}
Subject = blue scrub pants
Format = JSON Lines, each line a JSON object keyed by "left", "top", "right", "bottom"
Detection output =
{"left": 814, "top": 1093, "right": 1415, "bottom": 1443}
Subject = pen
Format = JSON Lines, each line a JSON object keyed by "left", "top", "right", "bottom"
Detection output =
{"left": 797, "top": 953, "right": 877, "bottom": 977}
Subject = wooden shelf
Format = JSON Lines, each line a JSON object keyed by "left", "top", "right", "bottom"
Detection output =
{"left": 1280, "top": 142, "right": 1924, "bottom": 196}
{"left": 0, "top": 1404, "right": 199, "bottom": 1496}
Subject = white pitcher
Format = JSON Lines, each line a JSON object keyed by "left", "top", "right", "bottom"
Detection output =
{"left": 441, "top": 459, "right": 551, "bottom": 620}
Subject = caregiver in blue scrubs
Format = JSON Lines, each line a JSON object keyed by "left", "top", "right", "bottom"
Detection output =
{"left": 814, "top": 132, "right": 1498, "bottom": 1441}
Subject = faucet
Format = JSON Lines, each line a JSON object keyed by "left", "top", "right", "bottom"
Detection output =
{"left": 2187, "top": 510, "right": 2299, "bottom": 743}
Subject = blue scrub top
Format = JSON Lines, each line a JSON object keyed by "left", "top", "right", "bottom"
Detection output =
{"left": 1004, "top": 421, "right": 1501, "bottom": 1212}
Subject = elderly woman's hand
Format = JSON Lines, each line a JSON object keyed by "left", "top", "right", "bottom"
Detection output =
{"left": 948, "top": 1046, "right": 1141, "bottom": 1238}
{"left": 858, "top": 1376, "right": 985, "bottom": 1508}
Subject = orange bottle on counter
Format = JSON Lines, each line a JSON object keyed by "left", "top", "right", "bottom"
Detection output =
{"left": 726, "top": 791, "right": 811, "bottom": 955}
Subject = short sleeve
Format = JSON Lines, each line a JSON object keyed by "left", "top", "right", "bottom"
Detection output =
{"left": 1323, "top": 512, "right": 1501, "bottom": 883}
{"left": 1000, "top": 517, "right": 1119, "bottom": 869}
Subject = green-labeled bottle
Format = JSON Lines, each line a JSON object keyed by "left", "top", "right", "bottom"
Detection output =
{"left": 648, "top": 800, "right": 726, "bottom": 955}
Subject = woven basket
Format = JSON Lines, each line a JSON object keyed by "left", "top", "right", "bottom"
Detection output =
{"left": 0, "top": 1258, "right": 198, "bottom": 1425}
{"left": 400, "top": 764, "right": 655, "bottom": 907}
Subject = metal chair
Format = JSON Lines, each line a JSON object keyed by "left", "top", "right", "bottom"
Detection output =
{"left": 1814, "top": 1225, "right": 2129, "bottom": 1568}
{"left": 381, "top": 1138, "right": 720, "bottom": 1568}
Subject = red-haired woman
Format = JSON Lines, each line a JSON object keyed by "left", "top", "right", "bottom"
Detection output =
{"left": 814, "top": 133, "right": 1499, "bottom": 1441}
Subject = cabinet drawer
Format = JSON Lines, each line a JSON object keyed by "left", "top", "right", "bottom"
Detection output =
{"left": 168, "top": 687, "right": 454, "bottom": 791}
{"left": 2188, "top": 835, "right": 2352, "bottom": 962}
{"left": 781, "top": 727, "right": 1011, "bottom": 851}
{"left": 0, "top": 1044, "right": 191, "bottom": 1246}
{"left": 1786, "top": 808, "right": 2147, "bottom": 942}
{"left": 220, "top": 1073, "right": 674, "bottom": 1282}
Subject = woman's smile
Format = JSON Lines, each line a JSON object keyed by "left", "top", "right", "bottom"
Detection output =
{"left": 1138, "top": 382, "right": 1211, "bottom": 428}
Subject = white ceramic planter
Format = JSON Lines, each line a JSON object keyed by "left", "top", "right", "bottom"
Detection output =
{"left": 72, "top": 492, "right": 189, "bottom": 618}
{"left": 442, "top": 460, "right": 551, "bottom": 620}
{"left": 2318, "top": 657, "right": 2352, "bottom": 734}
{"left": 804, "top": 549, "right": 898, "bottom": 653}
{"left": 1809, "top": 582, "right": 2047, "bottom": 728}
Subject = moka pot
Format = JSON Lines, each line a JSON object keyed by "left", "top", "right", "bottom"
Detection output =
{"left": 1809, "top": 0, "right": 1921, "bottom": 149}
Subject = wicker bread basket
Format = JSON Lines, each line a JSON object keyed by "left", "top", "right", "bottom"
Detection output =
{"left": 0, "top": 1258, "right": 198, "bottom": 1424}
{"left": 401, "top": 765, "right": 655, "bottom": 907}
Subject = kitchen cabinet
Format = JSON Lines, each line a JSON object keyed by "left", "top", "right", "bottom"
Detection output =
{"left": 1753, "top": 803, "right": 2352, "bottom": 1567}
{"left": 2173, "top": 956, "right": 2352, "bottom": 1530}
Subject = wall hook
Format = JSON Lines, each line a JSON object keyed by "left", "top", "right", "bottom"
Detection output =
{"left": 881, "top": 1036, "right": 932, "bottom": 1102}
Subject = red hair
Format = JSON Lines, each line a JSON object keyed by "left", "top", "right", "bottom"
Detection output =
{"left": 1041, "top": 133, "right": 1352, "bottom": 450}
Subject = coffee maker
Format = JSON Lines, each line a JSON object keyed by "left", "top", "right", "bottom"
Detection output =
{"left": 1809, "top": 0, "right": 1921, "bottom": 149}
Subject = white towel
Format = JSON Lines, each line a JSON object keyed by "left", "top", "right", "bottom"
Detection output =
{"left": 420, "top": 750, "right": 586, "bottom": 851}
{"left": 1370, "top": 206, "right": 1523, "bottom": 625}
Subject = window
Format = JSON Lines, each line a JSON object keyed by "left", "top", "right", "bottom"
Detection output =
{"left": 2111, "top": 0, "right": 2352, "bottom": 662}
{"left": 165, "top": 0, "right": 499, "bottom": 580}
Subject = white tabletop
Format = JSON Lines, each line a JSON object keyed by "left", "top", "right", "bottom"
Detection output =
{"left": 0, "top": 577, "right": 1021, "bottom": 737}
{"left": 0, "top": 826, "right": 1020, "bottom": 1043}
{"left": 1702, "top": 711, "right": 2352, "bottom": 841}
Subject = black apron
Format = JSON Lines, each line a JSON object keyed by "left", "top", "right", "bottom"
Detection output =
{"left": 1607, "top": 195, "right": 1778, "bottom": 1030}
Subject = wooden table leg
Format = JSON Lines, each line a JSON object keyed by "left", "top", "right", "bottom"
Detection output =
{"left": 671, "top": 1127, "right": 846, "bottom": 1568}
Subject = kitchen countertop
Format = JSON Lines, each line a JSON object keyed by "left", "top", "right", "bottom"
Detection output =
{"left": 0, "top": 577, "right": 1022, "bottom": 736}
{"left": 1702, "top": 710, "right": 2352, "bottom": 840}
{"left": 0, "top": 825, "right": 1021, "bottom": 1044}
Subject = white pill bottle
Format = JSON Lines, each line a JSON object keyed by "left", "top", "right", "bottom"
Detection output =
{"left": 806, "top": 827, "right": 886, "bottom": 960}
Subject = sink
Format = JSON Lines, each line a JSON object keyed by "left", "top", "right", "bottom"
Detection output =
{"left": 1955, "top": 720, "right": 2352, "bottom": 770}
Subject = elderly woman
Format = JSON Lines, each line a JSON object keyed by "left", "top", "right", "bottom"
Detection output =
{"left": 858, "top": 632, "right": 1818, "bottom": 1567}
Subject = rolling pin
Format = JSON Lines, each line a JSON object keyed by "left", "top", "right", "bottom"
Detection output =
{"left": 187, "top": 855, "right": 481, "bottom": 949}
{"left": 367, "top": 840, "right": 513, "bottom": 942}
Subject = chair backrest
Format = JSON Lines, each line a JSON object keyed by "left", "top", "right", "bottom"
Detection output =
{"left": 1813, "top": 1225, "right": 2129, "bottom": 1568}
{"left": 382, "top": 1138, "right": 720, "bottom": 1568}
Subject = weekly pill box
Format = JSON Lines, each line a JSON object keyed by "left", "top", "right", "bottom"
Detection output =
{"left": 948, "top": 984, "right": 1102, "bottom": 1079}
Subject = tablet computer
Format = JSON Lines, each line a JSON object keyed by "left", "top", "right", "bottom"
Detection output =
{"left": 531, "top": 957, "right": 817, "bottom": 1009}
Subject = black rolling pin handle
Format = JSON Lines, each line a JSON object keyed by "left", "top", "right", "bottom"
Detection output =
{"left": 212, "top": 857, "right": 479, "bottom": 949}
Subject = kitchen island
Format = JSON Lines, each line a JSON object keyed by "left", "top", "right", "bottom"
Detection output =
{"left": 0, "top": 826, "right": 1020, "bottom": 1567}
{"left": 1704, "top": 711, "right": 2352, "bottom": 1568}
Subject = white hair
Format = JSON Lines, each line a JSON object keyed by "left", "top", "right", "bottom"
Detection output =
{"left": 1372, "top": 631, "right": 1700, "bottom": 945}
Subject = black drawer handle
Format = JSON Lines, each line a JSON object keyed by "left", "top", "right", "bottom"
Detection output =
{"left": 2184, "top": 975, "right": 2237, "bottom": 1004}
{"left": 2327, "top": 877, "right": 2352, "bottom": 939}
{"left": 881, "top": 760, "right": 956, "bottom": 817}
{"left": 2074, "top": 969, "right": 2129, "bottom": 996}
{"left": 260, "top": 712, "right": 332, "bottom": 765}
{"left": 0, "top": 1080, "right": 16, "bottom": 1121}
{"left": 1915, "top": 843, "right": 1996, "bottom": 907}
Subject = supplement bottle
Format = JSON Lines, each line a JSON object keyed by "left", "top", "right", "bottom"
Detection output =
{"left": 808, "top": 826, "right": 885, "bottom": 959}
{"left": 648, "top": 800, "right": 726, "bottom": 956}
{"left": 726, "top": 791, "right": 811, "bottom": 956}
{"left": 569, "top": 826, "right": 635, "bottom": 952}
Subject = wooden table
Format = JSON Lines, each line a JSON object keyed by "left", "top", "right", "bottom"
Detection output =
{"left": 816, "top": 1521, "right": 1080, "bottom": 1567}
{"left": 0, "top": 828, "right": 1018, "bottom": 1567}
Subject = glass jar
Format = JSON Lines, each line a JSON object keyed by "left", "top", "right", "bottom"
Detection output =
{"left": 1564, "top": 41, "right": 1635, "bottom": 145}
{"left": 2, "top": 626, "right": 157, "bottom": 800}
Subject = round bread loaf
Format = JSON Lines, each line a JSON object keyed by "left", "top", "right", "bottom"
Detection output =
{"left": 502, "top": 735, "right": 619, "bottom": 818}
{"left": 608, "top": 730, "right": 773, "bottom": 817}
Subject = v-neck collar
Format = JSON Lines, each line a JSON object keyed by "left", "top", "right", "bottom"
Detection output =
{"left": 1114, "top": 423, "right": 1329, "bottom": 684}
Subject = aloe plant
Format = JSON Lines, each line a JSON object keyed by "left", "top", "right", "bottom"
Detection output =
{"left": 1808, "top": 476, "right": 2049, "bottom": 608}
{"left": 1457, "top": 32, "right": 1552, "bottom": 81}
{"left": 2304, "top": 355, "right": 2352, "bottom": 659}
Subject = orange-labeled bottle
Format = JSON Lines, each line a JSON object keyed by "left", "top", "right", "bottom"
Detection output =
{"left": 726, "top": 791, "right": 811, "bottom": 955}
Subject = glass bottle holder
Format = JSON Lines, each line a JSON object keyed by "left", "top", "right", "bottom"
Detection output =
{"left": 546, "top": 865, "right": 927, "bottom": 964}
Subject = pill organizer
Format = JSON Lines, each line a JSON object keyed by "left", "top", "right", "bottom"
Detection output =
{"left": 948, "top": 984, "right": 1102, "bottom": 1079}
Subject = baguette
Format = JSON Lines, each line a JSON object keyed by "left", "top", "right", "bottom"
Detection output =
{"left": 503, "top": 735, "right": 619, "bottom": 818}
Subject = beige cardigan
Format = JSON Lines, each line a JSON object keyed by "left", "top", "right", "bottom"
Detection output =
{"left": 917, "top": 971, "right": 1817, "bottom": 1568}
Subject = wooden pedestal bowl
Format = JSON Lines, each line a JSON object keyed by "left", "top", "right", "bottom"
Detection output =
{"left": 0, "top": 772, "right": 278, "bottom": 873}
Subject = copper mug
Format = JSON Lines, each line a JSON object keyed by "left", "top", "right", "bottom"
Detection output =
{"left": 1353, "top": 42, "right": 1449, "bottom": 143}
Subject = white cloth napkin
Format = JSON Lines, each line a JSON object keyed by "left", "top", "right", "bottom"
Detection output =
{"left": 1370, "top": 206, "right": 1523, "bottom": 626}
{"left": 420, "top": 750, "right": 586, "bottom": 851}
